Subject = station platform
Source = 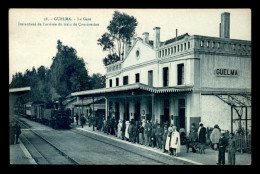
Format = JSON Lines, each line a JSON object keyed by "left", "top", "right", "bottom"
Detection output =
{"left": 10, "top": 140, "right": 37, "bottom": 165}
{"left": 72, "top": 123, "right": 252, "bottom": 165}
{"left": 10, "top": 122, "right": 252, "bottom": 165}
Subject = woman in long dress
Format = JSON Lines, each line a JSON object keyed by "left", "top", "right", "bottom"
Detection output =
{"left": 170, "top": 126, "right": 181, "bottom": 157}
{"left": 124, "top": 121, "right": 130, "bottom": 141}
{"left": 165, "top": 127, "right": 173, "bottom": 153}
{"left": 117, "top": 119, "right": 123, "bottom": 139}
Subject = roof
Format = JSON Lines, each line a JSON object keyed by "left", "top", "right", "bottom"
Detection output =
{"left": 25, "top": 101, "right": 33, "bottom": 105}
{"left": 73, "top": 96, "right": 105, "bottom": 106}
{"left": 62, "top": 96, "right": 77, "bottom": 106}
{"left": 71, "top": 83, "right": 193, "bottom": 97}
{"left": 9, "top": 87, "right": 31, "bottom": 93}
{"left": 162, "top": 33, "right": 189, "bottom": 46}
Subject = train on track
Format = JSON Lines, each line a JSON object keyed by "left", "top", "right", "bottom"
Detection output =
{"left": 14, "top": 98, "right": 74, "bottom": 129}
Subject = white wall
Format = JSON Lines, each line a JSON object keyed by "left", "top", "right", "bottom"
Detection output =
{"left": 123, "top": 40, "right": 156, "bottom": 68}
{"left": 201, "top": 95, "right": 231, "bottom": 131}
{"left": 200, "top": 54, "right": 251, "bottom": 90}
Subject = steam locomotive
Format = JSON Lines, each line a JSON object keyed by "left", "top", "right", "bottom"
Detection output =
{"left": 14, "top": 98, "right": 74, "bottom": 129}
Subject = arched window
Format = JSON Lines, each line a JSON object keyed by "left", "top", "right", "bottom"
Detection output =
{"left": 206, "top": 41, "right": 210, "bottom": 48}
{"left": 200, "top": 40, "right": 204, "bottom": 47}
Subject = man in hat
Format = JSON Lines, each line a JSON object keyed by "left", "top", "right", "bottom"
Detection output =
{"left": 198, "top": 122, "right": 207, "bottom": 145}
{"left": 186, "top": 123, "right": 198, "bottom": 153}
{"left": 161, "top": 124, "right": 168, "bottom": 153}
{"left": 155, "top": 123, "right": 163, "bottom": 149}
{"left": 165, "top": 127, "right": 173, "bottom": 154}
{"left": 217, "top": 130, "right": 228, "bottom": 165}
{"left": 13, "top": 121, "right": 21, "bottom": 144}
{"left": 227, "top": 132, "right": 237, "bottom": 165}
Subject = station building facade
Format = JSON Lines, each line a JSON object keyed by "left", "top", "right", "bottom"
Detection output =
{"left": 72, "top": 12, "right": 251, "bottom": 134}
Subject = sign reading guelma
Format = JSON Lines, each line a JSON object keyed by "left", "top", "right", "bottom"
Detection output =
{"left": 215, "top": 68, "right": 239, "bottom": 77}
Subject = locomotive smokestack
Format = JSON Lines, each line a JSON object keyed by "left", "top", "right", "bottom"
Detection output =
{"left": 58, "top": 97, "right": 64, "bottom": 110}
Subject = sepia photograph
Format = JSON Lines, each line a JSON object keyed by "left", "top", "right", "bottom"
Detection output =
{"left": 9, "top": 8, "right": 251, "bottom": 165}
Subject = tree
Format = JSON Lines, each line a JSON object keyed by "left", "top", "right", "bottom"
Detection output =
{"left": 49, "top": 40, "right": 90, "bottom": 99}
{"left": 98, "top": 11, "right": 138, "bottom": 66}
{"left": 89, "top": 73, "right": 106, "bottom": 89}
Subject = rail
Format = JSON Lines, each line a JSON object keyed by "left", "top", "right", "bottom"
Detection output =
{"left": 13, "top": 116, "right": 79, "bottom": 164}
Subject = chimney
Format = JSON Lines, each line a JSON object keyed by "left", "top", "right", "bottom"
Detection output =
{"left": 219, "top": 12, "right": 230, "bottom": 39}
{"left": 176, "top": 29, "right": 178, "bottom": 41}
{"left": 153, "top": 27, "right": 160, "bottom": 48}
{"left": 142, "top": 32, "right": 149, "bottom": 44}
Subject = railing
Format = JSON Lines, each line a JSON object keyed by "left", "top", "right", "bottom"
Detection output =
{"left": 194, "top": 35, "right": 251, "bottom": 56}
{"left": 106, "top": 62, "right": 122, "bottom": 73}
{"left": 157, "top": 39, "right": 192, "bottom": 58}
{"left": 157, "top": 35, "right": 251, "bottom": 59}
{"left": 235, "top": 133, "right": 251, "bottom": 153}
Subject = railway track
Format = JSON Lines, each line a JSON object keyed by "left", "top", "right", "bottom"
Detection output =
{"left": 70, "top": 129, "right": 169, "bottom": 165}
{"left": 14, "top": 117, "right": 79, "bottom": 165}
{"left": 13, "top": 115, "right": 187, "bottom": 165}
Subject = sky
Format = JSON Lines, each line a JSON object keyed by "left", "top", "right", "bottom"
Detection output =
{"left": 9, "top": 8, "right": 251, "bottom": 84}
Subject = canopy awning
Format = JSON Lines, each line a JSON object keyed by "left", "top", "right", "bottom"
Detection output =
{"left": 9, "top": 87, "right": 31, "bottom": 93}
{"left": 71, "top": 83, "right": 193, "bottom": 97}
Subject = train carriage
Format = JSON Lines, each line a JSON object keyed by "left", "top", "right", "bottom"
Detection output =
{"left": 14, "top": 98, "right": 72, "bottom": 129}
{"left": 25, "top": 102, "right": 33, "bottom": 118}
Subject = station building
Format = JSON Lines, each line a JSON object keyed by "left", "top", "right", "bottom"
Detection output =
{"left": 72, "top": 12, "right": 251, "bottom": 134}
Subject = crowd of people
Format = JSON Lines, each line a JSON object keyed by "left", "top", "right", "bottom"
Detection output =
{"left": 80, "top": 116, "right": 238, "bottom": 165}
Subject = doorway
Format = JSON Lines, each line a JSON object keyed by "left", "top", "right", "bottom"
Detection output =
{"left": 115, "top": 102, "right": 120, "bottom": 121}
{"left": 134, "top": 101, "right": 141, "bottom": 121}
{"left": 124, "top": 101, "right": 129, "bottom": 121}
{"left": 161, "top": 99, "right": 170, "bottom": 125}
{"left": 178, "top": 99, "right": 185, "bottom": 129}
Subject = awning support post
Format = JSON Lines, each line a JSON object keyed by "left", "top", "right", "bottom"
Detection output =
{"left": 152, "top": 94, "right": 154, "bottom": 122}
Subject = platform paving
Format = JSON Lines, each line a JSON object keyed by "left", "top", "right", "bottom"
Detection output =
{"left": 10, "top": 121, "right": 251, "bottom": 165}
{"left": 73, "top": 123, "right": 252, "bottom": 165}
